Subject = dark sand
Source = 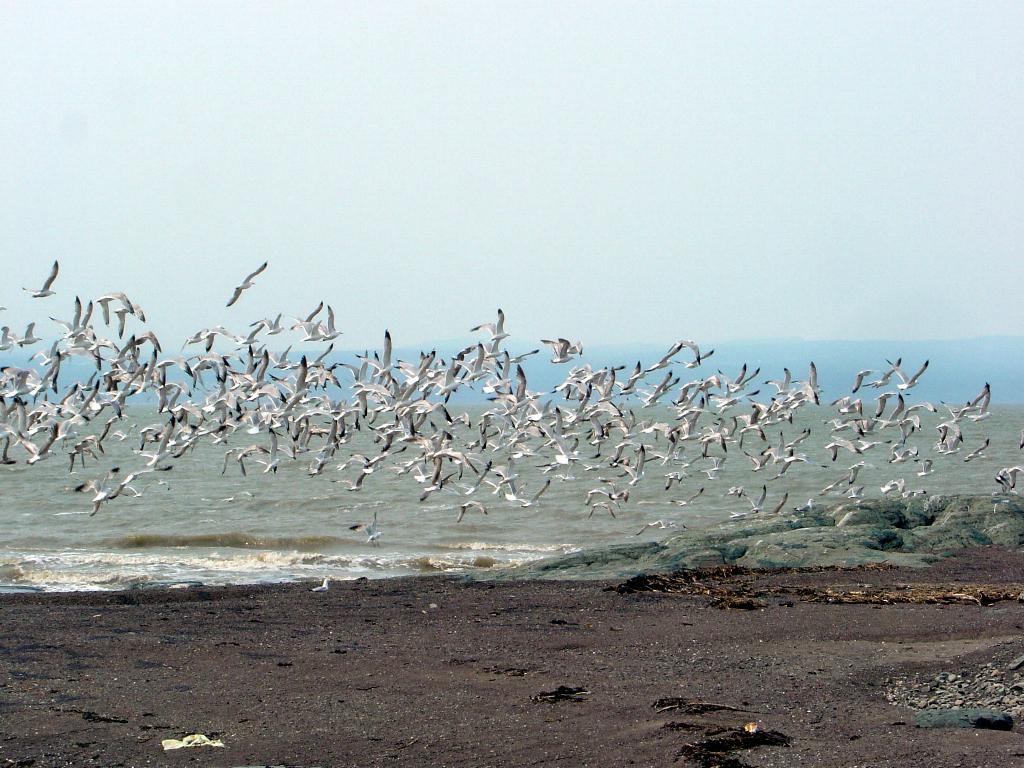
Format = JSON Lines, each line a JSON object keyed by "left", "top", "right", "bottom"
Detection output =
{"left": 3, "top": 548, "right": 1024, "bottom": 767}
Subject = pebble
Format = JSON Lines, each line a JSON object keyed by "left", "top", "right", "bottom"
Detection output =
{"left": 886, "top": 658, "right": 1024, "bottom": 720}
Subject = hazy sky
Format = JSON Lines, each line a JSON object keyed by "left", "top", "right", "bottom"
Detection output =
{"left": 1, "top": 2, "right": 1021, "bottom": 349}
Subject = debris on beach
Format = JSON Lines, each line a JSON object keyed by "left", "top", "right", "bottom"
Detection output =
{"left": 614, "top": 564, "right": 891, "bottom": 595}
{"left": 161, "top": 733, "right": 226, "bottom": 750}
{"left": 676, "top": 724, "right": 790, "bottom": 767}
{"left": 653, "top": 698, "right": 749, "bottom": 715}
{"left": 484, "top": 665, "right": 529, "bottom": 677}
{"left": 708, "top": 595, "right": 765, "bottom": 610}
{"left": 662, "top": 720, "right": 704, "bottom": 731}
{"left": 612, "top": 564, "right": 1024, "bottom": 607}
{"left": 531, "top": 685, "right": 590, "bottom": 703}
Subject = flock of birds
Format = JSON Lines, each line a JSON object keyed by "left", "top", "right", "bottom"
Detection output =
{"left": 2, "top": 260, "right": 1021, "bottom": 543}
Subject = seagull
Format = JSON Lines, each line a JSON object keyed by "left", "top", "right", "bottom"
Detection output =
{"left": 880, "top": 478, "right": 906, "bottom": 496}
{"left": 963, "top": 438, "right": 990, "bottom": 463}
{"left": 670, "top": 487, "right": 704, "bottom": 507}
{"left": 470, "top": 309, "right": 508, "bottom": 342}
{"left": 679, "top": 340, "right": 713, "bottom": 368}
{"left": 74, "top": 467, "right": 122, "bottom": 515}
{"left": 16, "top": 323, "right": 41, "bottom": 347}
{"left": 518, "top": 479, "right": 551, "bottom": 508}
{"left": 851, "top": 370, "right": 872, "bottom": 393}
{"left": 746, "top": 485, "right": 768, "bottom": 514}
{"left": 588, "top": 500, "right": 617, "bottom": 519}
{"left": 311, "top": 577, "right": 330, "bottom": 592}
{"left": 541, "top": 338, "right": 583, "bottom": 364}
{"left": 457, "top": 500, "right": 488, "bottom": 522}
{"left": 634, "top": 520, "right": 680, "bottom": 535}
{"left": 226, "top": 262, "right": 268, "bottom": 307}
{"left": 349, "top": 512, "right": 381, "bottom": 544}
{"left": 23, "top": 260, "right": 59, "bottom": 298}
{"left": 896, "top": 360, "right": 929, "bottom": 391}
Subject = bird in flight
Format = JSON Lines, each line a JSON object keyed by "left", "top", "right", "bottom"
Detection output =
{"left": 226, "top": 262, "right": 269, "bottom": 307}
{"left": 23, "top": 260, "right": 60, "bottom": 298}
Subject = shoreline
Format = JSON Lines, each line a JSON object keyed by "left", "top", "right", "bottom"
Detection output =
{"left": 3, "top": 547, "right": 1024, "bottom": 766}
{"left": 8, "top": 493, "right": 1022, "bottom": 596}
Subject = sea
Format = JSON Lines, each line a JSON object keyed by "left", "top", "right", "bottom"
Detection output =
{"left": 1, "top": 405, "right": 1021, "bottom": 592}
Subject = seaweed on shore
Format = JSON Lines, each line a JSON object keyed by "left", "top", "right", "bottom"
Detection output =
{"left": 531, "top": 685, "right": 590, "bottom": 703}
{"left": 653, "top": 698, "right": 750, "bottom": 715}
{"left": 676, "top": 725, "right": 790, "bottom": 767}
{"left": 615, "top": 563, "right": 894, "bottom": 594}
{"left": 614, "top": 565, "right": 1024, "bottom": 606}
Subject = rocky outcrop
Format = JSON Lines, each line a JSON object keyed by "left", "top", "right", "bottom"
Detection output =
{"left": 509, "top": 495, "right": 1024, "bottom": 579}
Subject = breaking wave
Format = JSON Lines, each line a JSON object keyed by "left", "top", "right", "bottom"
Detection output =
{"left": 103, "top": 533, "right": 348, "bottom": 550}
{"left": 0, "top": 544, "right": 554, "bottom": 592}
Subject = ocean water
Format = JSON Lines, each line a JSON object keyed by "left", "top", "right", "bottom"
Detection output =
{"left": 1, "top": 405, "right": 1021, "bottom": 591}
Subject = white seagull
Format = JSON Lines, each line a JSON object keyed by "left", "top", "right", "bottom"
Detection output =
{"left": 457, "top": 500, "right": 488, "bottom": 522}
{"left": 226, "top": 262, "right": 268, "bottom": 307}
{"left": 350, "top": 512, "right": 382, "bottom": 544}
{"left": 23, "top": 260, "right": 59, "bottom": 298}
{"left": 541, "top": 338, "right": 583, "bottom": 364}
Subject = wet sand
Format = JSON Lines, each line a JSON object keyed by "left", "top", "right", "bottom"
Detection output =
{"left": 3, "top": 548, "right": 1024, "bottom": 767}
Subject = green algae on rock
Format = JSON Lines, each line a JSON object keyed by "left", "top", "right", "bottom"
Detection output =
{"left": 508, "top": 495, "right": 1024, "bottom": 579}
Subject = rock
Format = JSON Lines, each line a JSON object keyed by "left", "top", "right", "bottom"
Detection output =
{"left": 1007, "top": 655, "right": 1024, "bottom": 671}
{"left": 500, "top": 495, "right": 1024, "bottom": 579}
{"left": 914, "top": 708, "right": 1014, "bottom": 730}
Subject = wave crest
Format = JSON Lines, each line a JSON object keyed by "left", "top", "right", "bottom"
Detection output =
{"left": 103, "top": 533, "right": 347, "bottom": 551}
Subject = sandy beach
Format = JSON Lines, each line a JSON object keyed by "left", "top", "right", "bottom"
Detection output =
{"left": 1, "top": 548, "right": 1023, "bottom": 767}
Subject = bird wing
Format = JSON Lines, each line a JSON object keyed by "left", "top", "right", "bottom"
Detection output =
{"left": 41, "top": 260, "right": 60, "bottom": 291}
{"left": 226, "top": 285, "right": 245, "bottom": 307}
{"left": 245, "top": 261, "right": 268, "bottom": 283}
{"left": 530, "top": 479, "right": 551, "bottom": 503}
{"left": 768, "top": 493, "right": 789, "bottom": 516}
{"left": 906, "top": 359, "right": 929, "bottom": 385}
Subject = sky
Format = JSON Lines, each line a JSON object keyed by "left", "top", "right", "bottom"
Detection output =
{"left": 1, "top": 2, "right": 1022, "bottom": 350}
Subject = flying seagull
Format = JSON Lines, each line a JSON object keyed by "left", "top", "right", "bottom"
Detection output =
{"left": 23, "top": 260, "right": 59, "bottom": 298}
{"left": 226, "top": 262, "right": 269, "bottom": 307}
